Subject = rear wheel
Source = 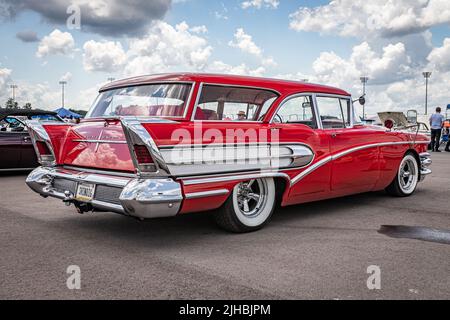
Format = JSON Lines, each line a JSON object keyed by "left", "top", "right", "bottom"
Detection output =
{"left": 385, "top": 153, "right": 419, "bottom": 197}
{"left": 214, "top": 178, "right": 276, "bottom": 233}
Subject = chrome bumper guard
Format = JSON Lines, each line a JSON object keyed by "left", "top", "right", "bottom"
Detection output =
{"left": 419, "top": 152, "right": 432, "bottom": 182}
{"left": 26, "top": 167, "right": 183, "bottom": 219}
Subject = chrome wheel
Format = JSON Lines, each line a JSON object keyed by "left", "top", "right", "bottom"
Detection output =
{"left": 398, "top": 155, "right": 419, "bottom": 194}
{"left": 236, "top": 179, "right": 268, "bottom": 218}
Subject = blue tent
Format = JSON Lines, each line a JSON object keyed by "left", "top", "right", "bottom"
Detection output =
{"left": 54, "top": 107, "right": 82, "bottom": 118}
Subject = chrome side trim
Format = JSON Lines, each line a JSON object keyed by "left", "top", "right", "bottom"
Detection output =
{"left": 72, "top": 139, "right": 127, "bottom": 144}
{"left": 183, "top": 172, "right": 290, "bottom": 186}
{"left": 291, "top": 156, "right": 332, "bottom": 185}
{"left": 160, "top": 143, "right": 314, "bottom": 176}
{"left": 185, "top": 189, "right": 230, "bottom": 199}
{"left": 291, "top": 141, "right": 430, "bottom": 186}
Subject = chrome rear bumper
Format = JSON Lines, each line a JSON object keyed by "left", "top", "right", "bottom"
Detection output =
{"left": 26, "top": 166, "right": 183, "bottom": 219}
{"left": 419, "top": 152, "right": 432, "bottom": 182}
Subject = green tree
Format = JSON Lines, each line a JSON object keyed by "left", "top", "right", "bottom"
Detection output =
{"left": 5, "top": 98, "right": 18, "bottom": 109}
{"left": 23, "top": 102, "right": 32, "bottom": 110}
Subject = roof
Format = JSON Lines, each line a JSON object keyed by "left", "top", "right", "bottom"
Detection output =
{"left": 0, "top": 108, "right": 58, "bottom": 119}
{"left": 100, "top": 73, "right": 350, "bottom": 96}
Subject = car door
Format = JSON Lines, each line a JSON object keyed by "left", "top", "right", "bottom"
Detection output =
{"left": 269, "top": 94, "right": 331, "bottom": 203}
{"left": 315, "top": 95, "right": 380, "bottom": 195}
{"left": 0, "top": 117, "right": 23, "bottom": 169}
{"left": 19, "top": 124, "right": 38, "bottom": 168}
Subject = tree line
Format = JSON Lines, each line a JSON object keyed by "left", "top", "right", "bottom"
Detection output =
{"left": 2, "top": 98, "right": 32, "bottom": 109}
{"left": 1, "top": 98, "right": 87, "bottom": 116}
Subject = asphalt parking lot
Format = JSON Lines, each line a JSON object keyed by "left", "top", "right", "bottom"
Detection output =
{"left": 1, "top": 153, "right": 449, "bottom": 300}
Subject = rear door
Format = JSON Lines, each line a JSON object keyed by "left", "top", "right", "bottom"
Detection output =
{"left": 315, "top": 95, "right": 380, "bottom": 194}
{"left": 269, "top": 94, "right": 331, "bottom": 202}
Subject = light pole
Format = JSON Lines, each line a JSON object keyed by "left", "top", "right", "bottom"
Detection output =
{"left": 422, "top": 72, "right": 432, "bottom": 115}
{"left": 59, "top": 81, "right": 67, "bottom": 108}
{"left": 360, "top": 77, "right": 369, "bottom": 119}
{"left": 10, "top": 84, "right": 18, "bottom": 99}
{"left": 9, "top": 84, "right": 18, "bottom": 108}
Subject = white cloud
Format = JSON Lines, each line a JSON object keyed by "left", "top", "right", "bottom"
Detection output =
{"left": 190, "top": 25, "right": 208, "bottom": 34}
{"left": 59, "top": 72, "right": 72, "bottom": 82}
{"left": 228, "top": 28, "right": 277, "bottom": 67}
{"left": 241, "top": 0, "right": 279, "bottom": 10}
{"left": 208, "top": 61, "right": 266, "bottom": 77}
{"left": 82, "top": 40, "right": 127, "bottom": 72}
{"left": 427, "top": 38, "right": 450, "bottom": 72}
{"left": 123, "top": 21, "right": 213, "bottom": 76}
{"left": 0, "top": 67, "right": 12, "bottom": 93}
{"left": 36, "top": 29, "right": 75, "bottom": 58}
{"left": 289, "top": 0, "right": 450, "bottom": 38}
{"left": 229, "top": 28, "right": 262, "bottom": 56}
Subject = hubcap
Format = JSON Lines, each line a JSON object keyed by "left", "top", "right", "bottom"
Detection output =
{"left": 236, "top": 179, "right": 268, "bottom": 218}
{"left": 399, "top": 157, "right": 418, "bottom": 193}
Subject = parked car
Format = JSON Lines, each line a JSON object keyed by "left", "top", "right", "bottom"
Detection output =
{"left": 25, "top": 73, "right": 431, "bottom": 232}
{"left": 0, "top": 109, "right": 63, "bottom": 171}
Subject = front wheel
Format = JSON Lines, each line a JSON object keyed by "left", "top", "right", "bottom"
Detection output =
{"left": 214, "top": 178, "right": 276, "bottom": 233}
{"left": 385, "top": 153, "right": 419, "bottom": 197}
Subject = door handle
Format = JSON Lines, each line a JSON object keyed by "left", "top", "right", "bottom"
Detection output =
{"left": 331, "top": 132, "right": 341, "bottom": 138}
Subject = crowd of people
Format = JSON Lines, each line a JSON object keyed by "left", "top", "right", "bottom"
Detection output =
{"left": 429, "top": 107, "right": 450, "bottom": 152}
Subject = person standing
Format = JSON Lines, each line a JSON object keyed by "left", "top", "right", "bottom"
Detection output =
{"left": 429, "top": 107, "right": 444, "bottom": 152}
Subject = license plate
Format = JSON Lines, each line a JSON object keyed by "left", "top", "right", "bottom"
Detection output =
{"left": 75, "top": 183, "right": 96, "bottom": 202}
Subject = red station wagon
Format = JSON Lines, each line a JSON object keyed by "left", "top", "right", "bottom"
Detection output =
{"left": 26, "top": 73, "right": 432, "bottom": 232}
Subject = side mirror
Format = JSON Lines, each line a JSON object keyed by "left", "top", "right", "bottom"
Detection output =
{"left": 302, "top": 102, "right": 311, "bottom": 109}
{"left": 358, "top": 96, "right": 366, "bottom": 106}
{"left": 384, "top": 119, "right": 394, "bottom": 129}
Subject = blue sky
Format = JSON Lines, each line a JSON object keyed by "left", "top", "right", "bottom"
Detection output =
{"left": 0, "top": 0, "right": 449, "bottom": 116}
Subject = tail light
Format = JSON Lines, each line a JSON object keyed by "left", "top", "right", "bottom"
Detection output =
{"left": 26, "top": 120, "right": 56, "bottom": 166}
{"left": 36, "top": 141, "right": 51, "bottom": 155}
{"left": 133, "top": 145, "right": 154, "bottom": 164}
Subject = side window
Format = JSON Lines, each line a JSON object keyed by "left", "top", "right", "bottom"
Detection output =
{"left": 316, "top": 96, "right": 350, "bottom": 129}
{"left": 274, "top": 95, "right": 317, "bottom": 129}
{"left": 194, "top": 85, "right": 278, "bottom": 121}
{"left": 0, "top": 117, "right": 26, "bottom": 132}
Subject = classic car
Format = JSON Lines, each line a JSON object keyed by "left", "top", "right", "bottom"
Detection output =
{"left": 0, "top": 109, "right": 63, "bottom": 171}
{"left": 25, "top": 73, "right": 432, "bottom": 232}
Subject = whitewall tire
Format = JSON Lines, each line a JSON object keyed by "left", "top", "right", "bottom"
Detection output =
{"left": 214, "top": 178, "right": 276, "bottom": 233}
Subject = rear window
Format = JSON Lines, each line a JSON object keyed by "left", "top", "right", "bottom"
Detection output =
{"left": 86, "top": 83, "right": 192, "bottom": 118}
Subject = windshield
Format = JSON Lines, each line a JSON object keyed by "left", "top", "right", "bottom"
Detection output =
{"left": 86, "top": 83, "right": 192, "bottom": 118}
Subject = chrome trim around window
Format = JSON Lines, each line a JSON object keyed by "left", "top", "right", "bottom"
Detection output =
{"left": 190, "top": 82, "right": 280, "bottom": 122}
{"left": 87, "top": 82, "right": 195, "bottom": 120}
